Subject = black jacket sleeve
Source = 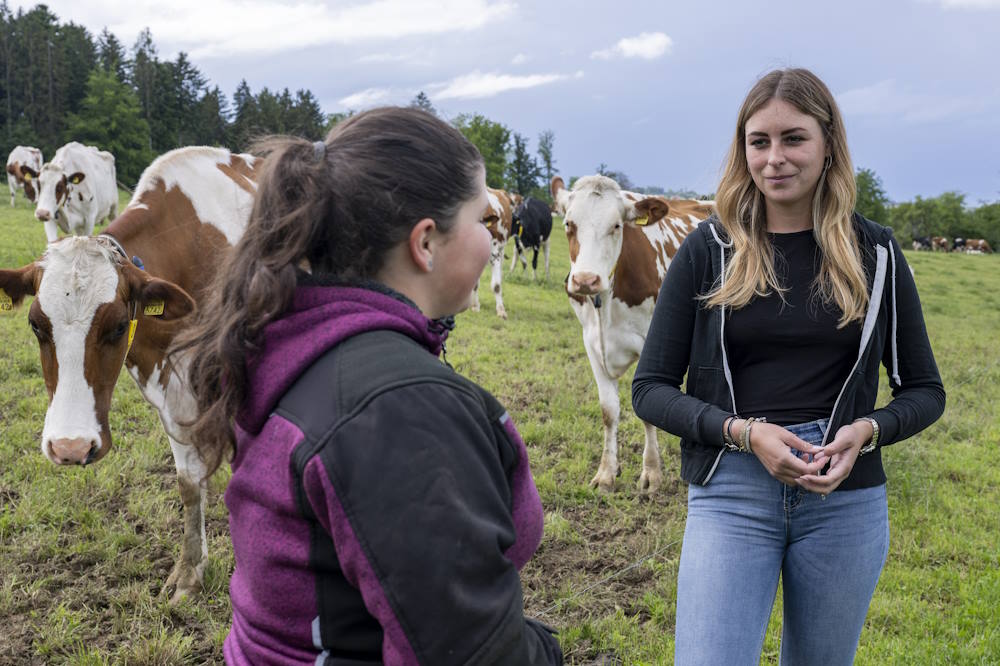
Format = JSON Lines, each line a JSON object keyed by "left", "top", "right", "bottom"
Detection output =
{"left": 870, "top": 232, "right": 946, "bottom": 447}
{"left": 632, "top": 233, "right": 732, "bottom": 446}
{"left": 308, "top": 379, "right": 562, "bottom": 666}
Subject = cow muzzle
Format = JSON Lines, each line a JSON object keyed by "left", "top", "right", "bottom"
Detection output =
{"left": 569, "top": 271, "right": 603, "bottom": 295}
{"left": 35, "top": 208, "right": 52, "bottom": 221}
{"left": 46, "top": 437, "right": 100, "bottom": 465}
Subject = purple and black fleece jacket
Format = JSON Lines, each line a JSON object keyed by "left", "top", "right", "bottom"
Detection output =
{"left": 223, "top": 283, "right": 561, "bottom": 665}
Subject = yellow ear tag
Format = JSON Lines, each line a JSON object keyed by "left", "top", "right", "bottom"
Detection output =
{"left": 635, "top": 216, "right": 649, "bottom": 226}
{"left": 143, "top": 300, "right": 165, "bottom": 316}
{"left": 0, "top": 289, "right": 13, "bottom": 312}
{"left": 70, "top": 175, "right": 81, "bottom": 184}
{"left": 127, "top": 319, "right": 138, "bottom": 352}
{"left": 23, "top": 173, "right": 31, "bottom": 181}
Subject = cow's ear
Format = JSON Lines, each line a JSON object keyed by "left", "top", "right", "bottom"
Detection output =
{"left": 122, "top": 262, "right": 195, "bottom": 321}
{"left": 631, "top": 197, "right": 672, "bottom": 226}
{"left": 68, "top": 172, "right": 85, "bottom": 185}
{"left": 550, "top": 176, "right": 571, "bottom": 215}
{"left": 139, "top": 278, "right": 195, "bottom": 321}
{"left": 20, "top": 165, "right": 38, "bottom": 181}
{"left": 0, "top": 264, "right": 41, "bottom": 312}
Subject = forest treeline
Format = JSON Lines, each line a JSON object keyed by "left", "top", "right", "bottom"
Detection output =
{"left": 2, "top": 3, "right": 996, "bottom": 245}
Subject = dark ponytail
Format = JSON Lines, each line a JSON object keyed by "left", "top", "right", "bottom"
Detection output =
{"left": 172, "top": 107, "right": 484, "bottom": 477}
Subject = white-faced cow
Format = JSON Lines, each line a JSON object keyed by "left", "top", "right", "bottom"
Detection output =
{"left": 32, "top": 141, "right": 118, "bottom": 243}
{"left": 6, "top": 145, "right": 43, "bottom": 206}
{"left": 510, "top": 196, "right": 553, "bottom": 281}
{"left": 0, "top": 146, "right": 257, "bottom": 603}
{"left": 470, "top": 186, "right": 514, "bottom": 319}
{"left": 552, "top": 175, "right": 714, "bottom": 493}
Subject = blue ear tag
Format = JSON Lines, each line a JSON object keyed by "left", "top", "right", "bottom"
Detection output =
{"left": 132, "top": 256, "right": 145, "bottom": 270}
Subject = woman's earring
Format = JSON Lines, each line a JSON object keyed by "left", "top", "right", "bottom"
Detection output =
{"left": 427, "top": 259, "right": 434, "bottom": 271}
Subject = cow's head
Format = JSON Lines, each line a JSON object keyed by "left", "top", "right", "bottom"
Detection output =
{"left": 34, "top": 163, "right": 85, "bottom": 222}
{"left": 16, "top": 164, "right": 39, "bottom": 202}
{"left": 0, "top": 237, "right": 195, "bottom": 465}
{"left": 555, "top": 175, "right": 671, "bottom": 296}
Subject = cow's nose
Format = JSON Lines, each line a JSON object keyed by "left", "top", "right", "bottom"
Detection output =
{"left": 571, "top": 272, "right": 601, "bottom": 294}
{"left": 48, "top": 437, "right": 99, "bottom": 465}
{"left": 35, "top": 208, "right": 51, "bottom": 221}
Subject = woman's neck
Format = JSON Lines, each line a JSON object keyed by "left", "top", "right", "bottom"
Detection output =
{"left": 764, "top": 199, "right": 813, "bottom": 233}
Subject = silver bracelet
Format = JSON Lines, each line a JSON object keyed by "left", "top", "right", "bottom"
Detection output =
{"left": 854, "top": 417, "right": 880, "bottom": 455}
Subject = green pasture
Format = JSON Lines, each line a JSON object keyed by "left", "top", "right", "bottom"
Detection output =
{"left": 0, "top": 192, "right": 998, "bottom": 664}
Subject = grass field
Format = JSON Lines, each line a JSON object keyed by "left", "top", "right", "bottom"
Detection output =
{"left": 1, "top": 191, "right": 998, "bottom": 665}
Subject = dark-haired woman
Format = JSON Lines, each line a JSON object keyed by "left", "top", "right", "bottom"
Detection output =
{"left": 632, "top": 68, "right": 944, "bottom": 664}
{"left": 174, "top": 107, "right": 562, "bottom": 665}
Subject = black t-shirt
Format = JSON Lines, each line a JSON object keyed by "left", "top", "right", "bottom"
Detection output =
{"left": 726, "top": 229, "right": 862, "bottom": 426}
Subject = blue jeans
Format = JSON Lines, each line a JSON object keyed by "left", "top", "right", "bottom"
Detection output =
{"left": 674, "top": 419, "right": 890, "bottom": 665}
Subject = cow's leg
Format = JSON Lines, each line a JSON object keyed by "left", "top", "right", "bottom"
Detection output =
{"left": 9, "top": 182, "right": 15, "bottom": 207}
{"left": 531, "top": 248, "right": 539, "bottom": 281}
{"left": 582, "top": 332, "right": 620, "bottom": 492}
{"left": 162, "top": 436, "right": 208, "bottom": 604}
{"left": 637, "top": 420, "right": 663, "bottom": 493}
{"left": 509, "top": 241, "right": 519, "bottom": 273}
{"left": 469, "top": 285, "right": 481, "bottom": 312}
{"left": 542, "top": 238, "right": 551, "bottom": 281}
{"left": 43, "top": 219, "right": 60, "bottom": 243}
{"left": 491, "top": 241, "right": 507, "bottom": 319}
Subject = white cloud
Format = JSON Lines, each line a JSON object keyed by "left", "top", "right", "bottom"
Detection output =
{"left": 38, "top": 0, "right": 517, "bottom": 58}
{"left": 837, "top": 79, "right": 994, "bottom": 123}
{"left": 591, "top": 31, "right": 673, "bottom": 61}
{"left": 511, "top": 53, "right": 529, "bottom": 65}
{"left": 338, "top": 87, "right": 394, "bottom": 109}
{"left": 431, "top": 69, "right": 578, "bottom": 100}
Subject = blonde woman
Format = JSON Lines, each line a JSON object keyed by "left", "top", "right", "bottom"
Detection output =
{"left": 632, "top": 68, "right": 944, "bottom": 664}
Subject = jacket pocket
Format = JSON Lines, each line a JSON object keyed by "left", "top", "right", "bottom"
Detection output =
{"left": 691, "top": 366, "right": 728, "bottom": 407}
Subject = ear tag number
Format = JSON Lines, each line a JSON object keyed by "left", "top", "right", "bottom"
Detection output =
{"left": 0, "top": 289, "right": 13, "bottom": 312}
{"left": 635, "top": 216, "right": 649, "bottom": 226}
{"left": 127, "top": 319, "right": 138, "bottom": 351}
{"left": 143, "top": 300, "right": 165, "bottom": 316}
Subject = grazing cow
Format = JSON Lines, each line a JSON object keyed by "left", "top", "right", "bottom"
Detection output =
{"left": 952, "top": 237, "right": 966, "bottom": 252}
{"left": 931, "top": 236, "right": 950, "bottom": 252}
{"left": 32, "top": 141, "right": 118, "bottom": 243}
{"left": 0, "top": 146, "right": 257, "bottom": 603}
{"left": 551, "top": 175, "right": 713, "bottom": 493}
{"left": 6, "top": 145, "right": 43, "bottom": 206}
{"left": 961, "top": 238, "right": 993, "bottom": 254}
{"left": 912, "top": 236, "right": 931, "bottom": 251}
{"left": 510, "top": 196, "right": 553, "bottom": 280}
{"left": 470, "top": 187, "right": 514, "bottom": 319}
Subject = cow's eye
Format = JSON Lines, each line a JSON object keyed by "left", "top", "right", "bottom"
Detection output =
{"left": 613, "top": 223, "right": 622, "bottom": 231}
{"left": 107, "top": 320, "right": 129, "bottom": 343}
{"left": 28, "top": 319, "right": 47, "bottom": 341}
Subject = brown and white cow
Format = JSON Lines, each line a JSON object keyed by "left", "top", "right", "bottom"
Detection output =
{"left": 31, "top": 141, "right": 118, "bottom": 243}
{"left": 6, "top": 145, "right": 43, "bottom": 206}
{"left": 552, "top": 175, "right": 713, "bottom": 493}
{"left": 961, "top": 238, "right": 992, "bottom": 254}
{"left": 931, "top": 236, "right": 950, "bottom": 252}
{"left": 470, "top": 186, "right": 514, "bottom": 319}
{"left": 0, "top": 146, "right": 257, "bottom": 603}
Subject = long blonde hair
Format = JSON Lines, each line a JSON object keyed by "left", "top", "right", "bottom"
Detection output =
{"left": 705, "top": 68, "right": 867, "bottom": 327}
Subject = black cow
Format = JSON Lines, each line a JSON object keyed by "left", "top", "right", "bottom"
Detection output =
{"left": 510, "top": 197, "right": 553, "bottom": 280}
{"left": 953, "top": 237, "right": 966, "bottom": 252}
{"left": 912, "top": 236, "right": 931, "bottom": 251}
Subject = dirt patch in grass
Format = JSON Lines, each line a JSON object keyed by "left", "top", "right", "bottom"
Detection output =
{"left": 522, "top": 490, "right": 683, "bottom": 627}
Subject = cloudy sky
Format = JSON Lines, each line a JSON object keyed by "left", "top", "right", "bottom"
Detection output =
{"left": 22, "top": 0, "right": 1000, "bottom": 204}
